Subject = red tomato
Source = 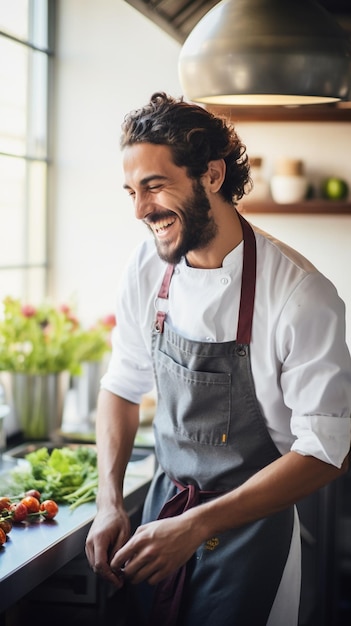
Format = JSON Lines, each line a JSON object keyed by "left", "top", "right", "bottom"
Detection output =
{"left": 21, "top": 495, "right": 40, "bottom": 514}
{"left": 40, "top": 500, "right": 59, "bottom": 520}
{"left": 0, "top": 497, "right": 11, "bottom": 512}
{"left": 25, "top": 489, "right": 41, "bottom": 501}
{"left": 0, "top": 527, "right": 6, "bottom": 546}
{"left": 10, "top": 501, "right": 29, "bottom": 522}
{"left": 0, "top": 518, "right": 13, "bottom": 534}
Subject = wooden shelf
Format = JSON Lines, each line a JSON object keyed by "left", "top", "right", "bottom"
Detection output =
{"left": 239, "top": 200, "right": 351, "bottom": 214}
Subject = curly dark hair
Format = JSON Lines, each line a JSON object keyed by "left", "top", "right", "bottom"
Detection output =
{"left": 120, "top": 92, "right": 252, "bottom": 205}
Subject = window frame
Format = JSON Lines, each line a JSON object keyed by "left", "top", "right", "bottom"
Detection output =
{"left": 0, "top": 0, "right": 55, "bottom": 303}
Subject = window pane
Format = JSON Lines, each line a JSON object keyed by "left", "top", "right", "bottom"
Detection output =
{"left": 0, "top": 0, "right": 49, "bottom": 305}
{"left": 0, "top": 38, "right": 27, "bottom": 155}
{"left": 0, "top": 40, "right": 47, "bottom": 157}
{"left": 0, "top": 0, "right": 29, "bottom": 40}
{"left": 0, "top": 156, "right": 26, "bottom": 265}
{"left": 0, "top": 267, "right": 46, "bottom": 303}
{"left": 0, "top": 0, "right": 48, "bottom": 49}
{"left": 0, "top": 156, "right": 47, "bottom": 266}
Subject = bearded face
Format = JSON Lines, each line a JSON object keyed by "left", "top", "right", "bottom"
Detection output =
{"left": 145, "top": 178, "right": 218, "bottom": 265}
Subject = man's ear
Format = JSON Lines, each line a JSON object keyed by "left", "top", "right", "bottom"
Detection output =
{"left": 205, "top": 159, "right": 226, "bottom": 193}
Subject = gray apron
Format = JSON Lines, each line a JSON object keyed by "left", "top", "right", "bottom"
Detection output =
{"left": 139, "top": 213, "right": 295, "bottom": 626}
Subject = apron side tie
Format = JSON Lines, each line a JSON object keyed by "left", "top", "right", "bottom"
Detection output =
{"left": 147, "top": 482, "right": 221, "bottom": 626}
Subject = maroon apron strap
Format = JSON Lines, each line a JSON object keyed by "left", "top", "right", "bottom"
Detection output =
{"left": 236, "top": 212, "right": 257, "bottom": 345}
{"left": 155, "top": 263, "right": 175, "bottom": 333}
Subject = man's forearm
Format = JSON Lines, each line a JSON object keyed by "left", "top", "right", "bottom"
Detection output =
{"left": 95, "top": 389, "right": 140, "bottom": 507}
{"left": 183, "top": 451, "right": 349, "bottom": 542}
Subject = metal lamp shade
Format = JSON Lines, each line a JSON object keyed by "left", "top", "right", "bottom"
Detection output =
{"left": 178, "top": 0, "right": 351, "bottom": 106}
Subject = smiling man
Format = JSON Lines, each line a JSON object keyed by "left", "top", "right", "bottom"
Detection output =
{"left": 85, "top": 93, "right": 351, "bottom": 626}
{"left": 123, "top": 143, "right": 219, "bottom": 266}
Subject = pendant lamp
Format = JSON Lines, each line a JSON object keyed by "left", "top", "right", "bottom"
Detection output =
{"left": 178, "top": 0, "right": 351, "bottom": 106}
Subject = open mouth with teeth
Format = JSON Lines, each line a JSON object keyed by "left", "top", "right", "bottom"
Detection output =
{"left": 146, "top": 214, "right": 177, "bottom": 237}
{"left": 154, "top": 217, "right": 176, "bottom": 233}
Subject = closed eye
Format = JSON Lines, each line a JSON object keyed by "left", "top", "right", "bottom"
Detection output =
{"left": 123, "top": 175, "right": 168, "bottom": 197}
{"left": 148, "top": 183, "right": 163, "bottom": 192}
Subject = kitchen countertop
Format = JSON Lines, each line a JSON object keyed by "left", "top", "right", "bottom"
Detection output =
{"left": 0, "top": 448, "right": 155, "bottom": 615}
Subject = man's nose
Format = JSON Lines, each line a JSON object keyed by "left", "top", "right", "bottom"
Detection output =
{"left": 134, "top": 192, "right": 150, "bottom": 220}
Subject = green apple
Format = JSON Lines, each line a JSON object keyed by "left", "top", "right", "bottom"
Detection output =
{"left": 321, "top": 177, "right": 349, "bottom": 200}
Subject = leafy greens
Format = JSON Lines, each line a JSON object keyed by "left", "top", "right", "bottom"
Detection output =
{"left": 4, "top": 445, "right": 98, "bottom": 509}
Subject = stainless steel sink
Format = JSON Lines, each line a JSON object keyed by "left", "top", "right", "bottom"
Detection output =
{"left": 3, "top": 440, "right": 154, "bottom": 466}
{"left": 3, "top": 440, "right": 96, "bottom": 460}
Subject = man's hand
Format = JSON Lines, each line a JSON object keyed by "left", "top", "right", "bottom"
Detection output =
{"left": 85, "top": 505, "right": 131, "bottom": 589}
{"left": 110, "top": 515, "right": 200, "bottom": 586}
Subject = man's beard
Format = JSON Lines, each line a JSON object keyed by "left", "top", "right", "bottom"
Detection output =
{"left": 149, "top": 179, "right": 218, "bottom": 265}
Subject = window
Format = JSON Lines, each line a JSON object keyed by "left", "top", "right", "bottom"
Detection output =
{"left": 0, "top": 0, "right": 53, "bottom": 303}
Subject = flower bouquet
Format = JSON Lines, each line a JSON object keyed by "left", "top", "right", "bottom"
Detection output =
{"left": 0, "top": 297, "right": 116, "bottom": 439}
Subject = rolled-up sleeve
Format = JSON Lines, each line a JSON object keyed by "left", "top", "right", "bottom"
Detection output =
{"left": 278, "top": 272, "right": 351, "bottom": 467}
{"left": 291, "top": 415, "right": 351, "bottom": 467}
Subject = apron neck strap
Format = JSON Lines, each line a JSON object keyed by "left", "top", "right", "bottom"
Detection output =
{"left": 154, "top": 211, "right": 257, "bottom": 343}
{"left": 236, "top": 212, "right": 257, "bottom": 345}
{"left": 155, "top": 263, "right": 175, "bottom": 333}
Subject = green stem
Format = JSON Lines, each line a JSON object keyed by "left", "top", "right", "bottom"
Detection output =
{"left": 63, "top": 478, "right": 98, "bottom": 502}
{"left": 68, "top": 489, "right": 96, "bottom": 511}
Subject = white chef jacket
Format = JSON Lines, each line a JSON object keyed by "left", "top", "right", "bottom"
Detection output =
{"left": 101, "top": 222, "right": 351, "bottom": 469}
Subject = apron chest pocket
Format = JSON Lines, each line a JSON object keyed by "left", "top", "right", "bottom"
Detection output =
{"left": 155, "top": 350, "right": 232, "bottom": 446}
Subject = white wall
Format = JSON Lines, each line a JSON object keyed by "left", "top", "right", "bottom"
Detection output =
{"left": 52, "top": 0, "right": 351, "bottom": 346}
{"left": 235, "top": 122, "right": 351, "bottom": 346}
{"left": 51, "top": 0, "right": 182, "bottom": 322}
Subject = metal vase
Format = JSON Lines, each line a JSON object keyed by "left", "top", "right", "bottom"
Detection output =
{"left": 71, "top": 360, "right": 105, "bottom": 426}
{"left": 10, "top": 372, "right": 70, "bottom": 440}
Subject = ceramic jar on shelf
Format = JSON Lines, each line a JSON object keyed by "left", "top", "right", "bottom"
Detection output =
{"left": 246, "top": 156, "right": 270, "bottom": 203}
{"left": 270, "top": 158, "right": 309, "bottom": 204}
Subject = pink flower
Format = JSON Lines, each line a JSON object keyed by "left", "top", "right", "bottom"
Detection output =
{"left": 100, "top": 314, "right": 116, "bottom": 329}
{"left": 59, "top": 304, "right": 71, "bottom": 315}
{"left": 21, "top": 304, "right": 37, "bottom": 318}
